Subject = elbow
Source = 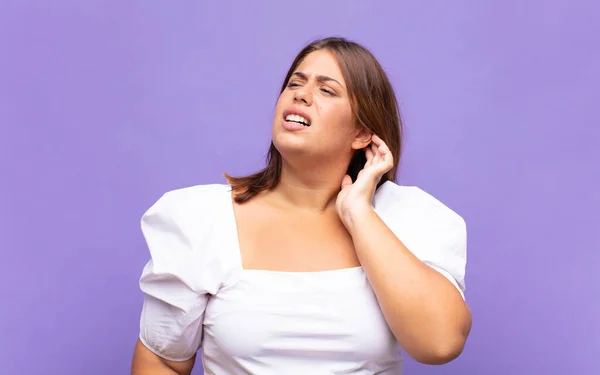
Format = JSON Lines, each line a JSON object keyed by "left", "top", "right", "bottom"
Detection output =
{"left": 405, "top": 329, "right": 469, "bottom": 365}
{"left": 412, "top": 338, "right": 466, "bottom": 365}
{"left": 415, "top": 303, "right": 472, "bottom": 364}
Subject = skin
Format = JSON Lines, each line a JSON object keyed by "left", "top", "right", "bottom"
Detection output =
{"left": 131, "top": 49, "right": 472, "bottom": 374}
{"left": 131, "top": 340, "right": 195, "bottom": 375}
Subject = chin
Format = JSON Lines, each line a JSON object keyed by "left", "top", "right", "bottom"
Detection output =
{"left": 271, "top": 133, "right": 308, "bottom": 156}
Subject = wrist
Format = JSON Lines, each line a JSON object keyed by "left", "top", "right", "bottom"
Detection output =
{"left": 341, "top": 203, "right": 376, "bottom": 232}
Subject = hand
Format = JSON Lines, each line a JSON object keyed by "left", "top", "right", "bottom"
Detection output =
{"left": 336, "top": 134, "right": 394, "bottom": 225}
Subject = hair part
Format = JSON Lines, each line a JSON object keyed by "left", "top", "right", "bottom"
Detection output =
{"left": 224, "top": 37, "right": 403, "bottom": 203}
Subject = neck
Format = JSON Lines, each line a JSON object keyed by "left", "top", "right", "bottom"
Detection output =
{"left": 270, "top": 158, "right": 348, "bottom": 212}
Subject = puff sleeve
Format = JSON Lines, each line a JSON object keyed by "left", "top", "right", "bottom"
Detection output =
{"left": 374, "top": 182, "right": 467, "bottom": 298}
{"left": 138, "top": 186, "right": 223, "bottom": 361}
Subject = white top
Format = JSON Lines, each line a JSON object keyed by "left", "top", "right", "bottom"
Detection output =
{"left": 138, "top": 181, "right": 467, "bottom": 375}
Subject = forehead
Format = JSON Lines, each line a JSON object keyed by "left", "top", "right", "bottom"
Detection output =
{"left": 295, "top": 50, "right": 345, "bottom": 84}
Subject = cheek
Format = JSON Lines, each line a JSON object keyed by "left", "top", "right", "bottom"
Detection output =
{"left": 272, "top": 95, "right": 287, "bottom": 126}
{"left": 319, "top": 110, "right": 356, "bottom": 149}
{"left": 324, "top": 105, "right": 354, "bottom": 133}
{"left": 274, "top": 95, "right": 285, "bottom": 115}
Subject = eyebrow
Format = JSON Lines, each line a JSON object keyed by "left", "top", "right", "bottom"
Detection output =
{"left": 292, "top": 71, "right": 343, "bottom": 87}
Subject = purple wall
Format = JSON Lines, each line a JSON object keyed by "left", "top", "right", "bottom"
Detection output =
{"left": 1, "top": 1, "right": 598, "bottom": 374}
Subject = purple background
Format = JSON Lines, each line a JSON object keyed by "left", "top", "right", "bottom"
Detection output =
{"left": 1, "top": 1, "right": 598, "bottom": 374}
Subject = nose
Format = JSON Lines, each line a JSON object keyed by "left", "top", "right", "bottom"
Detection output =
{"left": 293, "top": 83, "right": 313, "bottom": 106}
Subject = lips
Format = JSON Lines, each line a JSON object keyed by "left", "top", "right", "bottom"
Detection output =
{"left": 283, "top": 108, "right": 311, "bottom": 127}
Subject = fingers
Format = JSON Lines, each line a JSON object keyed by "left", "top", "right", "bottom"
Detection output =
{"left": 341, "top": 174, "right": 353, "bottom": 189}
{"left": 371, "top": 143, "right": 381, "bottom": 165}
{"left": 371, "top": 135, "right": 391, "bottom": 156}
{"left": 370, "top": 134, "right": 384, "bottom": 146}
{"left": 365, "top": 146, "right": 374, "bottom": 168}
{"left": 369, "top": 135, "right": 394, "bottom": 173}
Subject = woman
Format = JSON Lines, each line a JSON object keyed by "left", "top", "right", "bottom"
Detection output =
{"left": 131, "top": 37, "right": 472, "bottom": 375}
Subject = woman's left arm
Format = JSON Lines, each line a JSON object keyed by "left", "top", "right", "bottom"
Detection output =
{"left": 336, "top": 135, "right": 472, "bottom": 365}
{"left": 345, "top": 205, "right": 471, "bottom": 364}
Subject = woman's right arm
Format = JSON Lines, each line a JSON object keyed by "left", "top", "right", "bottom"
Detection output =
{"left": 131, "top": 339, "right": 196, "bottom": 375}
{"left": 132, "top": 187, "right": 218, "bottom": 375}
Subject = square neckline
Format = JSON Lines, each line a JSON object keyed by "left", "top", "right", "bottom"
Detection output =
{"left": 223, "top": 184, "right": 365, "bottom": 276}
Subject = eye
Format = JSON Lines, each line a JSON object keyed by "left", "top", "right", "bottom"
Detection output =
{"left": 320, "top": 87, "right": 335, "bottom": 96}
{"left": 287, "top": 81, "right": 300, "bottom": 88}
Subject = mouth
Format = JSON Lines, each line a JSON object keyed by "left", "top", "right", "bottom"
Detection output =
{"left": 283, "top": 110, "right": 311, "bottom": 127}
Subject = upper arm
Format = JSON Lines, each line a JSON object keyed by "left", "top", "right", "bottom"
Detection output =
{"left": 375, "top": 184, "right": 468, "bottom": 298}
{"left": 132, "top": 339, "right": 196, "bottom": 375}
{"left": 136, "top": 187, "right": 223, "bottom": 365}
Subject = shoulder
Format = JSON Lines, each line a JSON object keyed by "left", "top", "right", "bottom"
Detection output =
{"left": 138, "top": 184, "right": 233, "bottom": 360}
{"left": 374, "top": 181, "right": 468, "bottom": 294}
{"left": 373, "top": 181, "right": 465, "bottom": 230}
{"left": 143, "top": 183, "right": 230, "bottom": 223}
{"left": 374, "top": 181, "right": 467, "bottom": 293}
{"left": 145, "top": 183, "right": 231, "bottom": 214}
{"left": 139, "top": 183, "right": 234, "bottom": 291}
{"left": 141, "top": 183, "right": 232, "bottom": 246}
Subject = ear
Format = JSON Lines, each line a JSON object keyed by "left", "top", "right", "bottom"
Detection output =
{"left": 351, "top": 126, "right": 372, "bottom": 150}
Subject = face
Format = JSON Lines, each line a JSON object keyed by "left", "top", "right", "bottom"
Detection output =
{"left": 271, "top": 50, "right": 371, "bottom": 162}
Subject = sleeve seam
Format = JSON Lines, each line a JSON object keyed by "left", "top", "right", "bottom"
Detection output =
{"left": 426, "top": 263, "right": 466, "bottom": 300}
{"left": 138, "top": 333, "right": 197, "bottom": 362}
